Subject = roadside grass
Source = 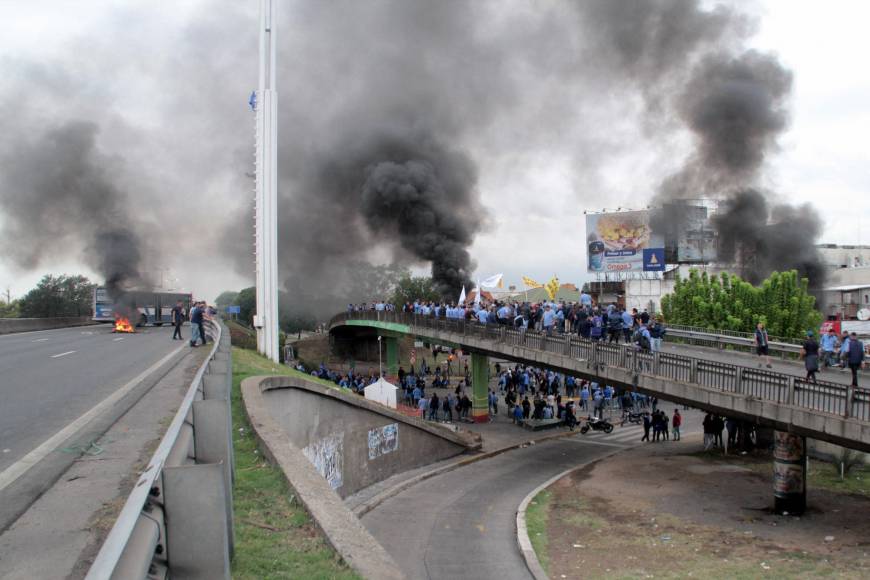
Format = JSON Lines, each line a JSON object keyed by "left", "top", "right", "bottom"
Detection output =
{"left": 525, "top": 489, "right": 552, "bottom": 574}
{"left": 231, "top": 347, "right": 360, "bottom": 580}
{"left": 693, "top": 449, "right": 870, "bottom": 497}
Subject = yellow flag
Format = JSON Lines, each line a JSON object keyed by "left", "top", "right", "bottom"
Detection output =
{"left": 545, "top": 276, "right": 560, "bottom": 301}
{"left": 522, "top": 276, "right": 543, "bottom": 288}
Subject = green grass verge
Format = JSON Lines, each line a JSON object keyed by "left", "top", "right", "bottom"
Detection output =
{"left": 694, "top": 449, "right": 870, "bottom": 497}
{"left": 231, "top": 347, "right": 360, "bottom": 580}
{"left": 525, "top": 489, "right": 552, "bottom": 574}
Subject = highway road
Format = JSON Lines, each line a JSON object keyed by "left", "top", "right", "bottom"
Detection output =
{"left": 0, "top": 324, "right": 185, "bottom": 474}
{"left": 362, "top": 412, "right": 703, "bottom": 580}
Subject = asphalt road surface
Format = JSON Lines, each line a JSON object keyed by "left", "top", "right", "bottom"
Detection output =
{"left": 0, "top": 324, "right": 185, "bottom": 473}
{"left": 362, "top": 414, "right": 702, "bottom": 580}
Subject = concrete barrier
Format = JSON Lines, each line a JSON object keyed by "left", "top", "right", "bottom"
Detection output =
{"left": 247, "top": 374, "right": 478, "bottom": 498}
{"left": 0, "top": 317, "right": 97, "bottom": 335}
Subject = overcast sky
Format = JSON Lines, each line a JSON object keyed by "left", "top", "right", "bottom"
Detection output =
{"left": 0, "top": 0, "right": 868, "bottom": 303}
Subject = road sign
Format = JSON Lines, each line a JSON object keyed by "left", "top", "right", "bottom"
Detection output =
{"left": 227, "top": 305, "right": 241, "bottom": 314}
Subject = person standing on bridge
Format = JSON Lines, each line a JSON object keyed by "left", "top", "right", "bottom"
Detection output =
{"left": 802, "top": 331, "right": 820, "bottom": 384}
{"left": 847, "top": 332, "right": 865, "bottom": 387}
{"left": 171, "top": 300, "right": 184, "bottom": 340}
{"left": 754, "top": 322, "right": 772, "bottom": 369}
{"left": 820, "top": 328, "right": 838, "bottom": 368}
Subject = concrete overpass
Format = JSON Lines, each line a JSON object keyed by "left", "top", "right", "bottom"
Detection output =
{"left": 331, "top": 311, "right": 870, "bottom": 514}
{"left": 330, "top": 311, "right": 870, "bottom": 451}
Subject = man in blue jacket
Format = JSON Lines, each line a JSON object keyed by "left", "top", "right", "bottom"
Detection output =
{"left": 847, "top": 332, "right": 865, "bottom": 387}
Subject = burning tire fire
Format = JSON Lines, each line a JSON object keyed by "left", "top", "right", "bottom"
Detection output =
{"left": 114, "top": 316, "right": 135, "bottom": 333}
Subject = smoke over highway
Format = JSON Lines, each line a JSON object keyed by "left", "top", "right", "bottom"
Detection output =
{"left": 0, "top": 0, "right": 829, "bottom": 310}
{"left": 0, "top": 121, "right": 144, "bottom": 297}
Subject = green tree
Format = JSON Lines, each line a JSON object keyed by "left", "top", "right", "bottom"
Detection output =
{"left": 390, "top": 275, "right": 440, "bottom": 306}
{"left": 661, "top": 269, "right": 822, "bottom": 339}
{"left": 236, "top": 286, "right": 256, "bottom": 327}
{"left": 214, "top": 290, "right": 239, "bottom": 313}
{"left": 18, "top": 274, "right": 95, "bottom": 318}
{"left": 0, "top": 298, "right": 19, "bottom": 318}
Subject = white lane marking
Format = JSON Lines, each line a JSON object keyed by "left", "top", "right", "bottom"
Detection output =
{"left": 0, "top": 324, "right": 102, "bottom": 339}
{"left": 113, "top": 337, "right": 125, "bottom": 342}
{"left": 32, "top": 338, "right": 49, "bottom": 342}
{"left": 565, "top": 437, "right": 629, "bottom": 448}
{"left": 0, "top": 343, "right": 185, "bottom": 492}
{"left": 51, "top": 351, "right": 77, "bottom": 358}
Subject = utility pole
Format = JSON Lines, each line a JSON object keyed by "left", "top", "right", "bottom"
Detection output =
{"left": 254, "top": 0, "right": 279, "bottom": 362}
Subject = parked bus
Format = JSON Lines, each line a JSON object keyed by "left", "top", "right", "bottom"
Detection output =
{"left": 92, "top": 287, "right": 193, "bottom": 326}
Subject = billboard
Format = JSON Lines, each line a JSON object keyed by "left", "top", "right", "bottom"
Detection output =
{"left": 586, "top": 210, "right": 665, "bottom": 273}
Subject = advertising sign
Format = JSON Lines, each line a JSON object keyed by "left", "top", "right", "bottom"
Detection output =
{"left": 586, "top": 210, "right": 665, "bottom": 273}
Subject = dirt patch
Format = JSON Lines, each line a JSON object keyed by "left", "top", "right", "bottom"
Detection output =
{"left": 545, "top": 434, "right": 870, "bottom": 578}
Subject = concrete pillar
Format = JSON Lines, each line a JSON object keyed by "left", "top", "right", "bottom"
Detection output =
{"left": 384, "top": 336, "right": 399, "bottom": 377}
{"left": 471, "top": 352, "right": 489, "bottom": 423}
{"left": 773, "top": 430, "right": 807, "bottom": 515}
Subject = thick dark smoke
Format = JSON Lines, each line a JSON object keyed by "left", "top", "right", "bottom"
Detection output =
{"left": 714, "top": 189, "right": 825, "bottom": 286}
{"left": 0, "top": 121, "right": 145, "bottom": 298}
{"left": 361, "top": 155, "right": 478, "bottom": 297}
{"left": 0, "top": 1, "right": 831, "bottom": 314}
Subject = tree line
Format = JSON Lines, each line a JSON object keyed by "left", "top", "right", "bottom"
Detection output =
{"left": 1, "top": 274, "right": 95, "bottom": 318}
{"left": 660, "top": 269, "right": 822, "bottom": 339}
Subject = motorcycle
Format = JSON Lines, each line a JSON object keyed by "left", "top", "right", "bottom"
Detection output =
{"left": 622, "top": 410, "right": 643, "bottom": 425}
{"left": 580, "top": 415, "right": 614, "bottom": 434}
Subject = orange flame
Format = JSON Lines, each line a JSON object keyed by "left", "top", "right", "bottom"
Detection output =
{"left": 114, "top": 316, "right": 135, "bottom": 333}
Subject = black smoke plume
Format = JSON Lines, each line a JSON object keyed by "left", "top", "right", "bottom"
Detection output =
{"left": 0, "top": 121, "right": 145, "bottom": 299}
{"left": 714, "top": 189, "right": 826, "bottom": 287}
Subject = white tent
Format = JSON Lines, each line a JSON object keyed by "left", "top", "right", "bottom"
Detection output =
{"left": 364, "top": 377, "right": 398, "bottom": 409}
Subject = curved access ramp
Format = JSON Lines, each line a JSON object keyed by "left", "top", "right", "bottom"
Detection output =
{"left": 242, "top": 374, "right": 481, "bottom": 580}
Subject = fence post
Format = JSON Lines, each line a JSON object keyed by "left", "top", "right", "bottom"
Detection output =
{"left": 845, "top": 385, "right": 854, "bottom": 419}
{"left": 785, "top": 376, "right": 795, "bottom": 405}
{"left": 734, "top": 367, "right": 743, "bottom": 394}
{"left": 564, "top": 335, "right": 570, "bottom": 356}
{"left": 689, "top": 359, "right": 698, "bottom": 384}
{"left": 653, "top": 351, "right": 660, "bottom": 376}
{"left": 591, "top": 341, "right": 599, "bottom": 368}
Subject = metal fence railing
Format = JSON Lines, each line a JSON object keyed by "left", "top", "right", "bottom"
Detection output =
{"left": 86, "top": 318, "right": 234, "bottom": 580}
{"left": 331, "top": 311, "right": 870, "bottom": 424}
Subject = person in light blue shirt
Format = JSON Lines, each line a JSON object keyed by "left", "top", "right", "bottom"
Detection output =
{"left": 820, "top": 329, "right": 838, "bottom": 368}
{"left": 839, "top": 332, "right": 851, "bottom": 368}
{"left": 542, "top": 305, "right": 556, "bottom": 335}
{"left": 375, "top": 301, "right": 385, "bottom": 311}
{"left": 580, "top": 292, "right": 592, "bottom": 307}
{"left": 477, "top": 308, "right": 488, "bottom": 324}
{"left": 580, "top": 384, "right": 589, "bottom": 411}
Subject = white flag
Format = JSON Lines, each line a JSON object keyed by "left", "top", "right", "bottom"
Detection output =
{"left": 480, "top": 273, "right": 504, "bottom": 288}
{"left": 458, "top": 285, "right": 466, "bottom": 305}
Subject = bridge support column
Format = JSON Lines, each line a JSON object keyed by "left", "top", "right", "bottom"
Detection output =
{"left": 471, "top": 352, "right": 490, "bottom": 423}
{"left": 773, "top": 431, "right": 806, "bottom": 515}
{"left": 384, "top": 336, "right": 399, "bottom": 378}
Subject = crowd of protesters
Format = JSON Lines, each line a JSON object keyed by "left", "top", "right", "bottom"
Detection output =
{"left": 348, "top": 294, "right": 667, "bottom": 352}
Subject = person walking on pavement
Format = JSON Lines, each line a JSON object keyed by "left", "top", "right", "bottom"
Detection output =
{"left": 755, "top": 322, "right": 772, "bottom": 368}
{"left": 802, "top": 331, "right": 820, "bottom": 384}
{"left": 641, "top": 412, "right": 651, "bottom": 442}
{"left": 847, "top": 332, "right": 866, "bottom": 387}
{"left": 672, "top": 409, "right": 681, "bottom": 441}
{"left": 171, "top": 300, "right": 184, "bottom": 340}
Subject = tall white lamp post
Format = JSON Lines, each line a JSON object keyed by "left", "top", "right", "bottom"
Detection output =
{"left": 254, "top": 0, "right": 279, "bottom": 362}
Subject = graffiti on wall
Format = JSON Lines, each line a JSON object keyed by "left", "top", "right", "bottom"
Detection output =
{"left": 303, "top": 432, "right": 344, "bottom": 490}
{"left": 368, "top": 423, "right": 399, "bottom": 460}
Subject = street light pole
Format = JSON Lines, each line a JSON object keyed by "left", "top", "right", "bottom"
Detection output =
{"left": 254, "top": 0, "right": 279, "bottom": 362}
{"left": 378, "top": 335, "right": 383, "bottom": 378}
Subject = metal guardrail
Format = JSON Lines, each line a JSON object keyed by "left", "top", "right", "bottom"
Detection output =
{"left": 665, "top": 322, "right": 804, "bottom": 345}
{"left": 665, "top": 326, "right": 803, "bottom": 358}
{"left": 331, "top": 311, "right": 870, "bottom": 423}
{"left": 86, "top": 318, "right": 235, "bottom": 580}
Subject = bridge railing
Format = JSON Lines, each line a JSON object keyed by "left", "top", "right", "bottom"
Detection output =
{"left": 330, "top": 311, "right": 869, "bottom": 424}
{"left": 86, "top": 318, "right": 234, "bottom": 580}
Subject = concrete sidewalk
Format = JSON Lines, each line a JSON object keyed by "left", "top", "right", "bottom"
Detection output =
{"left": 0, "top": 348, "right": 206, "bottom": 580}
